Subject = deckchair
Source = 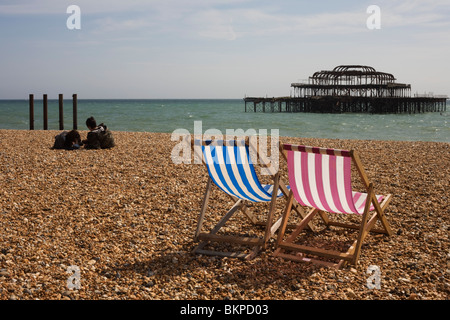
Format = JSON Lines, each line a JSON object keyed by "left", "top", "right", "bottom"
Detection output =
{"left": 274, "top": 143, "right": 393, "bottom": 268}
{"left": 191, "top": 138, "right": 305, "bottom": 259}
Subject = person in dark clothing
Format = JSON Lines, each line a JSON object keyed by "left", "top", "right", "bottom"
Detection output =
{"left": 52, "top": 130, "right": 82, "bottom": 150}
{"left": 82, "top": 116, "right": 115, "bottom": 149}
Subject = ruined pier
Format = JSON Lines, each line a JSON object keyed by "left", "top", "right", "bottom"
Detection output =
{"left": 244, "top": 65, "right": 447, "bottom": 114}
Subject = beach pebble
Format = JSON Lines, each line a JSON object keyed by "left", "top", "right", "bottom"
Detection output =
{"left": 0, "top": 269, "right": 10, "bottom": 277}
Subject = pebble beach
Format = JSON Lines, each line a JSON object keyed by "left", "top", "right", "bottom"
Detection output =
{"left": 0, "top": 129, "right": 448, "bottom": 301}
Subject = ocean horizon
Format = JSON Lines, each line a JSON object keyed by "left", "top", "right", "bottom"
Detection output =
{"left": 0, "top": 98, "right": 449, "bottom": 143}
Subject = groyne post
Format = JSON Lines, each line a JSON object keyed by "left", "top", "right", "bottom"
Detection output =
{"left": 59, "top": 94, "right": 64, "bottom": 130}
{"left": 28, "top": 93, "right": 78, "bottom": 130}
{"left": 73, "top": 94, "right": 78, "bottom": 130}
{"left": 29, "top": 94, "right": 34, "bottom": 130}
{"left": 43, "top": 94, "right": 48, "bottom": 130}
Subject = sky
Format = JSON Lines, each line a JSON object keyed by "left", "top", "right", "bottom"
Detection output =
{"left": 0, "top": 0, "right": 449, "bottom": 99}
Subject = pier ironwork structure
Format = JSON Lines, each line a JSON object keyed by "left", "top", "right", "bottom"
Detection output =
{"left": 244, "top": 65, "right": 447, "bottom": 114}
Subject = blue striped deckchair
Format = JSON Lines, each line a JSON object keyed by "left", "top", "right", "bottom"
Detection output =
{"left": 192, "top": 138, "right": 297, "bottom": 259}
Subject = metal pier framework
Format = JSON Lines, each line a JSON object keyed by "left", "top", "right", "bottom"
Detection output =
{"left": 244, "top": 65, "right": 447, "bottom": 114}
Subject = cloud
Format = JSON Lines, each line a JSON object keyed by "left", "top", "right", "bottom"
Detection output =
{"left": 92, "top": 17, "right": 155, "bottom": 34}
{"left": 0, "top": 0, "right": 149, "bottom": 15}
{"left": 378, "top": 0, "right": 450, "bottom": 27}
{"left": 3, "top": 1, "right": 449, "bottom": 41}
{"left": 0, "top": 0, "right": 65, "bottom": 15}
{"left": 186, "top": 7, "right": 371, "bottom": 41}
{"left": 0, "top": 0, "right": 250, "bottom": 15}
{"left": 198, "top": 25, "right": 237, "bottom": 41}
{"left": 189, "top": 11, "right": 238, "bottom": 40}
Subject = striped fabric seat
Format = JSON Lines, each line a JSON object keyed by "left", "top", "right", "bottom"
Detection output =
{"left": 284, "top": 144, "right": 383, "bottom": 215}
{"left": 202, "top": 142, "right": 284, "bottom": 202}
{"left": 275, "top": 143, "right": 393, "bottom": 268}
{"left": 192, "top": 139, "right": 294, "bottom": 260}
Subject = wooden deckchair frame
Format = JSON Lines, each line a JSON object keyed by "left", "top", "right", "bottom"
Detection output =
{"left": 191, "top": 137, "right": 308, "bottom": 260}
{"left": 274, "top": 143, "right": 393, "bottom": 269}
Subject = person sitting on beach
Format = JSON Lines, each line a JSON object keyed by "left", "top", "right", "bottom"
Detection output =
{"left": 52, "top": 130, "right": 83, "bottom": 150}
{"left": 82, "top": 116, "right": 115, "bottom": 149}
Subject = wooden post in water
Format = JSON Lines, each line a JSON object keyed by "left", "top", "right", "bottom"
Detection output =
{"left": 43, "top": 94, "right": 48, "bottom": 130}
{"left": 73, "top": 94, "right": 78, "bottom": 130}
{"left": 29, "top": 94, "right": 34, "bottom": 130}
{"left": 59, "top": 94, "right": 64, "bottom": 130}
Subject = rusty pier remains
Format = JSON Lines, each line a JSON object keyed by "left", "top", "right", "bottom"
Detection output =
{"left": 244, "top": 65, "right": 447, "bottom": 114}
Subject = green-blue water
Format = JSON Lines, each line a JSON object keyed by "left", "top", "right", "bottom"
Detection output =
{"left": 0, "top": 99, "right": 449, "bottom": 142}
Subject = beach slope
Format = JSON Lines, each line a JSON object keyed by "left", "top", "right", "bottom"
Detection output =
{"left": 0, "top": 129, "right": 448, "bottom": 300}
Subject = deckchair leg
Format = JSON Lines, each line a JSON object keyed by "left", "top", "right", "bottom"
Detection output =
{"left": 351, "top": 184, "right": 374, "bottom": 265}
{"left": 263, "top": 172, "right": 281, "bottom": 249}
{"left": 276, "top": 190, "right": 295, "bottom": 249}
{"left": 210, "top": 199, "right": 244, "bottom": 234}
{"left": 285, "top": 208, "right": 319, "bottom": 244}
{"left": 276, "top": 189, "right": 316, "bottom": 248}
{"left": 220, "top": 192, "right": 257, "bottom": 225}
{"left": 274, "top": 196, "right": 319, "bottom": 256}
{"left": 194, "top": 177, "right": 212, "bottom": 241}
{"left": 193, "top": 247, "right": 256, "bottom": 260}
{"left": 277, "top": 179, "right": 314, "bottom": 231}
{"left": 239, "top": 202, "right": 258, "bottom": 225}
{"left": 318, "top": 211, "right": 330, "bottom": 226}
{"left": 372, "top": 193, "right": 393, "bottom": 236}
{"left": 350, "top": 190, "right": 393, "bottom": 265}
{"left": 193, "top": 198, "right": 246, "bottom": 256}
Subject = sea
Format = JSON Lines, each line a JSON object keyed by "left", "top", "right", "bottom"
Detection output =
{"left": 0, "top": 99, "right": 449, "bottom": 143}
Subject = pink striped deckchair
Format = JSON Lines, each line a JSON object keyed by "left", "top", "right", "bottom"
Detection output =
{"left": 274, "top": 143, "right": 393, "bottom": 268}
